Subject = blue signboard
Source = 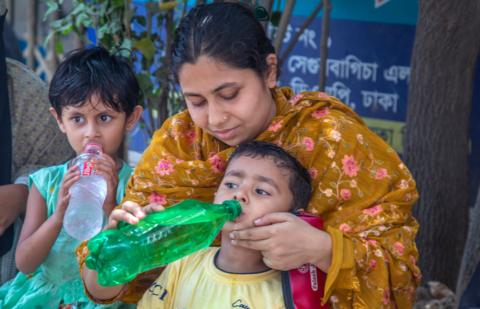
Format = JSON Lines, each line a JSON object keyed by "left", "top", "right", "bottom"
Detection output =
{"left": 277, "top": 16, "right": 414, "bottom": 153}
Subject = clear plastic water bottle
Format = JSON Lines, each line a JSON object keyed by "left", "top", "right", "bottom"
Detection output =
{"left": 63, "top": 143, "right": 107, "bottom": 241}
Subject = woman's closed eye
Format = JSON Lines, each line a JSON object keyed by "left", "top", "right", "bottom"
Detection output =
{"left": 219, "top": 91, "right": 238, "bottom": 101}
{"left": 186, "top": 98, "right": 207, "bottom": 108}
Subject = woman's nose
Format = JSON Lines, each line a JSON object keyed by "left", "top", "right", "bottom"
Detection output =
{"left": 207, "top": 102, "right": 228, "bottom": 127}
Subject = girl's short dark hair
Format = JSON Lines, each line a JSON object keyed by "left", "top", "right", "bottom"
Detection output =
{"left": 49, "top": 46, "right": 140, "bottom": 116}
{"left": 171, "top": 2, "right": 276, "bottom": 81}
{"left": 228, "top": 141, "right": 312, "bottom": 211}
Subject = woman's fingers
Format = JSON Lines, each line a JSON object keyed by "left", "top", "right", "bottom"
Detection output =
{"left": 252, "top": 212, "right": 294, "bottom": 226}
{"left": 229, "top": 225, "right": 273, "bottom": 241}
{"left": 230, "top": 237, "right": 271, "bottom": 251}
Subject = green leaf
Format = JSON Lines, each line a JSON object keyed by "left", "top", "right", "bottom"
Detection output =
{"left": 120, "top": 39, "right": 133, "bottom": 51}
{"left": 43, "top": 2, "right": 59, "bottom": 21}
{"left": 55, "top": 41, "right": 64, "bottom": 54}
{"left": 71, "top": 3, "right": 86, "bottom": 16}
{"left": 133, "top": 37, "right": 156, "bottom": 62}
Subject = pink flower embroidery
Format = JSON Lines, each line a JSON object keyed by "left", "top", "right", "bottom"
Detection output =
{"left": 317, "top": 92, "right": 330, "bottom": 99}
{"left": 363, "top": 205, "right": 382, "bottom": 216}
{"left": 208, "top": 154, "right": 226, "bottom": 173}
{"left": 289, "top": 94, "right": 303, "bottom": 105}
{"left": 341, "top": 155, "right": 360, "bottom": 177}
{"left": 149, "top": 192, "right": 167, "bottom": 205}
{"left": 155, "top": 159, "right": 174, "bottom": 176}
{"left": 339, "top": 223, "right": 351, "bottom": 233}
{"left": 302, "top": 137, "right": 315, "bottom": 152}
{"left": 312, "top": 109, "right": 329, "bottom": 119}
{"left": 393, "top": 242, "right": 405, "bottom": 256}
{"left": 184, "top": 129, "right": 196, "bottom": 145}
{"left": 369, "top": 259, "right": 377, "bottom": 270}
{"left": 366, "top": 239, "right": 378, "bottom": 247}
{"left": 308, "top": 168, "right": 318, "bottom": 180}
{"left": 340, "top": 189, "right": 351, "bottom": 201}
{"left": 268, "top": 120, "right": 283, "bottom": 132}
{"left": 375, "top": 168, "right": 389, "bottom": 180}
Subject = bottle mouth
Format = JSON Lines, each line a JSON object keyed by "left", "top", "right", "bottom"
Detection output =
{"left": 223, "top": 200, "right": 242, "bottom": 221}
{"left": 84, "top": 142, "right": 103, "bottom": 154}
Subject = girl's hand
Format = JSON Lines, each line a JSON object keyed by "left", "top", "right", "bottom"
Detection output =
{"left": 229, "top": 212, "right": 333, "bottom": 272}
{"left": 105, "top": 201, "right": 165, "bottom": 230}
{"left": 52, "top": 165, "right": 80, "bottom": 225}
{"left": 94, "top": 153, "right": 119, "bottom": 215}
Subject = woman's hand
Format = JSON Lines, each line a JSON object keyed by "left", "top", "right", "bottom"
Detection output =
{"left": 229, "top": 212, "right": 333, "bottom": 272}
{"left": 94, "top": 154, "right": 120, "bottom": 215}
{"left": 52, "top": 165, "right": 80, "bottom": 226}
{"left": 105, "top": 201, "right": 165, "bottom": 230}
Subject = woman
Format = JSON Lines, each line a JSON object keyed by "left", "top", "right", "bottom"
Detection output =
{"left": 79, "top": 3, "right": 421, "bottom": 308}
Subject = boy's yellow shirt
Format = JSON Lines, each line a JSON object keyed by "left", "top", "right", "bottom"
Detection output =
{"left": 137, "top": 247, "right": 285, "bottom": 309}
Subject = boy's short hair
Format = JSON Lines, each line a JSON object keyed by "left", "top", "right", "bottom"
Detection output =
{"left": 49, "top": 46, "right": 140, "bottom": 116}
{"left": 228, "top": 141, "right": 312, "bottom": 211}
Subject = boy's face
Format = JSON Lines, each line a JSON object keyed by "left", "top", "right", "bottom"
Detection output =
{"left": 215, "top": 155, "right": 293, "bottom": 231}
{"left": 50, "top": 94, "right": 140, "bottom": 157}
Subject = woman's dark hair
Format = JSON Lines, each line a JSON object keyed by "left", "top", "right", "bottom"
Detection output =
{"left": 228, "top": 141, "right": 312, "bottom": 211}
{"left": 49, "top": 46, "right": 140, "bottom": 116}
{"left": 171, "top": 2, "right": 276, "bottom": 81}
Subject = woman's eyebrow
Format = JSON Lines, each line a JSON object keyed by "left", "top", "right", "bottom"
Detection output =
{"left": 183, "top": 82, "right": 239, "bottom": 97}
{"left": 213, "top": 82, "right": 238, "bottom": 93}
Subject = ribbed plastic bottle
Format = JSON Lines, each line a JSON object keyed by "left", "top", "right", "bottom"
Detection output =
{"left": 63, "top": 143, "right": 107, "bottom": 241}
{"left": 85, "top": 199, "right": 241, "bottom": 286}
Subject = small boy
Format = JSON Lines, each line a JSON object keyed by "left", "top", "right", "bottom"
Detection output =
{"left": 137, "top": 141, "right": 312, "bottom": 309}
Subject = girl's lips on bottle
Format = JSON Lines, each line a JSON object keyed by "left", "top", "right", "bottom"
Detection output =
{"left": 84, "top": 142, "right": 103, "bottom": 152}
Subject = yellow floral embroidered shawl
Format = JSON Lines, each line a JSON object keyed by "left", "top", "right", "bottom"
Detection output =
{"left": 77, "top": 87, "right": 420, "bottom": 308}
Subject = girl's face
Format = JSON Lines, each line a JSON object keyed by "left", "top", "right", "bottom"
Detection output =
{"left": 50, "top": 94, "right": 142, "bottom": 157}
{"left": 178, "top": 55, "right": 277, "bottom": 146}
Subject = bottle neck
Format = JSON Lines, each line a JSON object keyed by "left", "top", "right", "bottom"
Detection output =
{"left": 222, "top": 200, "right": 241, "bottom": 221}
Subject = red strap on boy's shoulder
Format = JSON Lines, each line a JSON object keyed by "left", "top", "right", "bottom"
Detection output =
{"left": 282, "top": 211, "right": 329, "bottom": 309}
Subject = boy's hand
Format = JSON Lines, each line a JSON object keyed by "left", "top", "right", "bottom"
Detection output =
{"left": 105, "top": 201, "right": 165, "bottom": 230}
{"left": 52, "top": 165, "right": 80, "bottom": 225}
{"left": 94, "top": 154, "right": 119, "bottom": 215}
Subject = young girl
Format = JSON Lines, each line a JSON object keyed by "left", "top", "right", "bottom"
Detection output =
{"left": 0, "top": 47, "right": 142, "bottom": 308}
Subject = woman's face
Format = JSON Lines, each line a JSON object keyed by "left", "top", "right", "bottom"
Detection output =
{"left": 178, "top": 55, "right": 277, "bottom": 146}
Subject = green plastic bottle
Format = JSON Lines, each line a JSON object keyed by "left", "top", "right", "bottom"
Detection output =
{"left": 85, "top": 199, "right": 241, "bottom": 286}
